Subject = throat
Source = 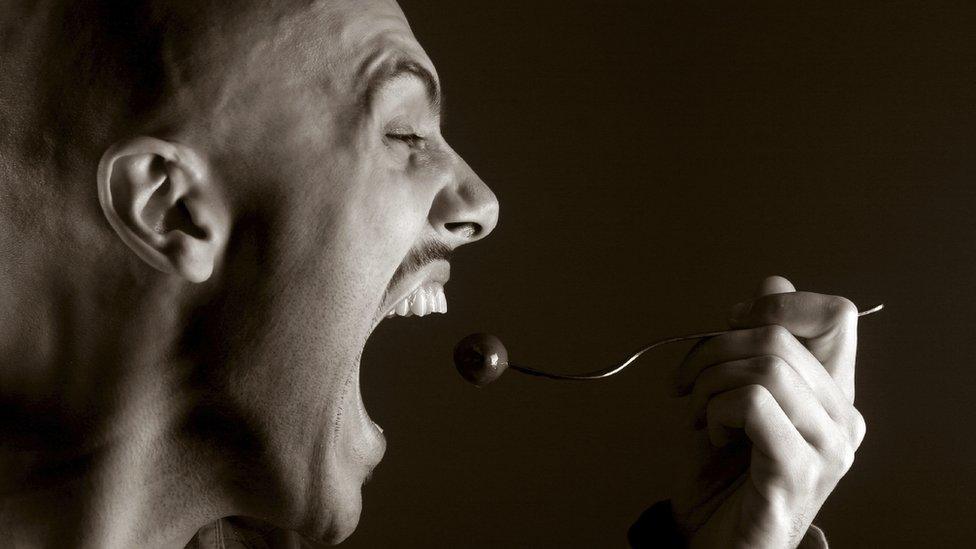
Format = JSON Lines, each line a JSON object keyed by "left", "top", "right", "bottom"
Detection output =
{"left": 0, "top": 365, "right": 238, "bottom": 549}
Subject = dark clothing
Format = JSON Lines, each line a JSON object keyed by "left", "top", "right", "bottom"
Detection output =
{"left": 627, "top": 500, "right": 829, "bottom": 549}
{"left": 186, "top": 501, "right": 829, "bottom": 548}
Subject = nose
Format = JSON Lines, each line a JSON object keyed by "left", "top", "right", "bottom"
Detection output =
{"left": 429, "top": 152, "right": 499, "bottom": 247}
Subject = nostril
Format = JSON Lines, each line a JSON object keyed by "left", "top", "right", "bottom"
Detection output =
{"left": 445, "top": 222, "right": 481, "bottom": 239}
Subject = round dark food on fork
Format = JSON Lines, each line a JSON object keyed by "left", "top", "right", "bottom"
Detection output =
{"left": 453, "top": 333, "right": 509, "bottom": 387}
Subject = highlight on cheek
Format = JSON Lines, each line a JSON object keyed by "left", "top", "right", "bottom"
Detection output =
{"left": 5, "top": 0, "right": 495, "bottom": 545}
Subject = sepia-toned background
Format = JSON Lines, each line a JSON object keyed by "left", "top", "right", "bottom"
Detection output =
{"left": 350, "top": 2, "right": 976, "bottom": 546}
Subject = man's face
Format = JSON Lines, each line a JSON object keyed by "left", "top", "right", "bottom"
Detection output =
{"left": 185, "top": 0, "right": 497, "bottom": 543}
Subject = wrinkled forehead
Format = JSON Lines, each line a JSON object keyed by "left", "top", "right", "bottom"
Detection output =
{"left": 170, "top": 0, "right": 440, "bottom": 148}
{"left": 305, "top": 0, "right": 438, "bottom": 92}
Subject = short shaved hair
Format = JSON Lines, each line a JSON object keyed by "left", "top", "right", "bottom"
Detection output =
{"left": 0, "top": 0, "right": 317, "bottom": 252}
{"left": 1, "top": 1, "right": 314, "bottom": 165}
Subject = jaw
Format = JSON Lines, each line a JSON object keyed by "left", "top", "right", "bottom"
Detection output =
{"left": 244, "top": 346, "right": 385, "bottom": 545}
{"left": 273, "top": 256, "right": 453, "bottom": 543}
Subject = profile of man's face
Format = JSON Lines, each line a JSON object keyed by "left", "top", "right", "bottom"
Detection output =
{"left": 3, "top": 2, "right": 896, "bottom": 547}
{"left": 128, "top": 0, "right": 498, "bottom": 543}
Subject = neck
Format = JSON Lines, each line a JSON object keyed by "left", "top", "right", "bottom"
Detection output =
{"left": 0, "top": 268, "right": 238, "bottom": 548}
{"left": 1, "top": 390, "right": 236, "bottom": 548}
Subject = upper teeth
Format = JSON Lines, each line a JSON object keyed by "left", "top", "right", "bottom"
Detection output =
{"left": 386, "top": 283, "right": 447, "bottom": 318}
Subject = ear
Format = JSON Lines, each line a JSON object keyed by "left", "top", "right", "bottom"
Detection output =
{"left": 97, "top": 137, "right": 229, "bottom": 283}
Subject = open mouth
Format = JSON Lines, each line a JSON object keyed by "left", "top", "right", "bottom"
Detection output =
{"left": 372, "top": 259, "right": 450, "bottom": 326}
{"left": 385, "top": 281, "right": 447, "bottom": 317}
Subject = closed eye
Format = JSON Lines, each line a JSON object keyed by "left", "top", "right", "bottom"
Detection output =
{"left": 386, "top": 132, "right": 426, "bottom": 149}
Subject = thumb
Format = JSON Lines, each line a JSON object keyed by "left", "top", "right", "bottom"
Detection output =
{"left": 754, "top": 274, "right": 795, "bottom": 297}
{"left": 728, "top": 275, "right": 797, "bottom": 321}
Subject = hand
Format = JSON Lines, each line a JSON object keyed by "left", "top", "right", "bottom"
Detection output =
{"left": 669, "top": 276, "right": 866, "bottom": 548}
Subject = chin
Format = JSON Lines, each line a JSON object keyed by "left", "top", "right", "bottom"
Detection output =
{"left": 242, "top": 378, "right": 383, "bottom": 547}
{"left": 298, "top": 361, "right": 386, "bottom": 545}
{"left": 271, "top": 265, "right": 406, "bottom": 544}
{"left": 298, "top": 496, "right": 364, "bottom": 547}
{"left": 276, "top": 432, "right": 376, "bottom": 546}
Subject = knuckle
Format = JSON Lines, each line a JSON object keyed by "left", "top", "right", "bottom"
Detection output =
{"left": 850, "top": 408, "right": 867, "bottom": 446}
{"left": 829, "top": 296, "right": 859, "bottom": 330}
{"left": 823, "top": 431, "right": 856, "bottom": 473}
{"left": 757, "top": 355, "right": 790, "bottom": 378}
{"left": 742, "top": 384, "right": 771, "bottom": 409}
{"left": 757, "top": 324, "right": 791, "bottom": 349}
{"left": 775, "top": 446, "right": 819, "bottom": 494}
{"left": 840, "top": 442, "right": 857, "bottom": 471}
{"left": 756, "top": 355, "right": 790, "bottom": 380}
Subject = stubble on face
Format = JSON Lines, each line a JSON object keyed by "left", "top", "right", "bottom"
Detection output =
{"left": 183, "top": 1, "right": 448, "bottom": 544}
{"left": 385, "top": 239, "right": 453, "bottom": 296}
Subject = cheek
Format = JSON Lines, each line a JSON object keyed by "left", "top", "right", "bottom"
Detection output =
{"left": 407, "top": 146, "right": 455, "bottom": 195}
{"left": 302, "top": 160, "right": 432, "bottom": 316}
{"left": 354, "top": 161, "right": 435, "bottom": 249}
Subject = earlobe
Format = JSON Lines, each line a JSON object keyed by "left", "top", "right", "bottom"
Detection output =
{"left": 98, "top": 137, "right": 229, "bottom": 283}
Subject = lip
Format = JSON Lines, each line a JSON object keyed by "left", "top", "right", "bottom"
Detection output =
{"left": 364, "top": 413, "right": 387, "bottom": 478}
{"left": 371, "top": 260, "right": 451, "bottom": 328}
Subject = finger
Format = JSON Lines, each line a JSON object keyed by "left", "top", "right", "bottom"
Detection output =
{"left": 728, "top": 291, "right": 859, "bottom": 402}
{"left": 690, "top": 356, "right": 840, "bottom": 450}
{"left": 755, "top": 274, "right": 795, "bottom": 297}
{"left": 674, "top": 326, "right": 849, "bottom": 420}
{"left": 729, "top": 291, "right": 858, "bottom": 343}
{"left": 705, "top": 384, "right": 809, "bottom": 463}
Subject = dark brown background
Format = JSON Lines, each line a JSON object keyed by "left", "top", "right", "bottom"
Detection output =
{"left": 350, "top": 2, "right": 976, "bottom": 547}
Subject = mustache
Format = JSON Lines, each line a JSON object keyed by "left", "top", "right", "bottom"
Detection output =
{"left": 386, "top": 240, "right": 453, "bottom": 293}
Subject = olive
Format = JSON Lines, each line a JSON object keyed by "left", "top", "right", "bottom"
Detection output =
{"left": 453, "top": 333, "right": 509, "bottom": 387}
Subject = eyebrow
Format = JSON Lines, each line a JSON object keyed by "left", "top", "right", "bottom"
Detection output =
{"left": 362, "top": 58, "right": 442, "bottom": 117}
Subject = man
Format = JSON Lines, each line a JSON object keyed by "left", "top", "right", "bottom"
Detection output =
{"left": 0, "top": 1, "right": 865, "bottom": 547}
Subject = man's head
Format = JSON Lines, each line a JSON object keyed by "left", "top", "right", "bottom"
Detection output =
{"left": 0, "top": 0, "right": 497, "bottom": 544}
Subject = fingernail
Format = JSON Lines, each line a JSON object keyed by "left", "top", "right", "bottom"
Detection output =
{"left": 730, "top": 301, "right": 752, "bottom": 320}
